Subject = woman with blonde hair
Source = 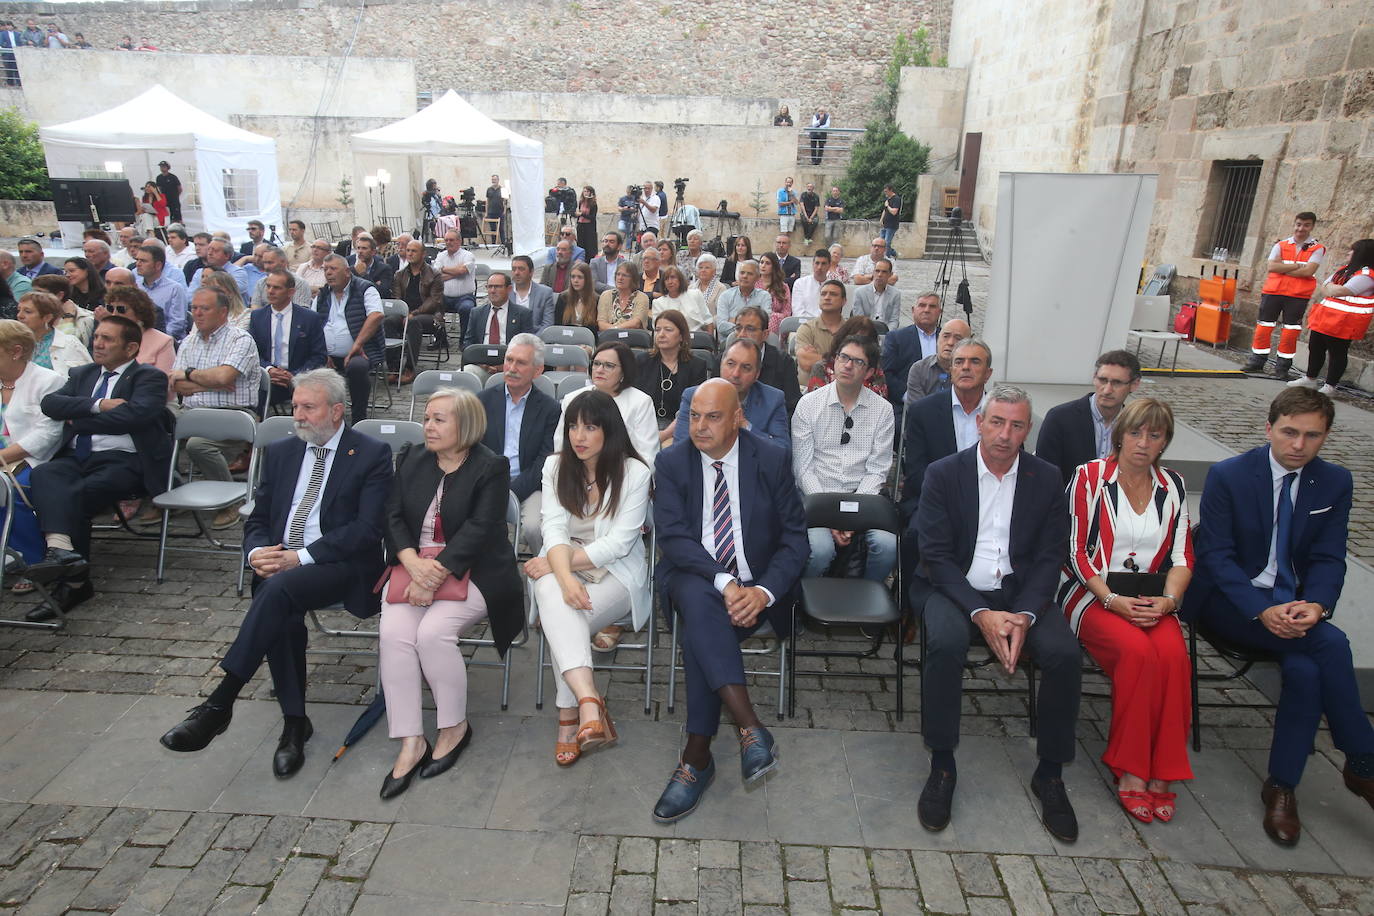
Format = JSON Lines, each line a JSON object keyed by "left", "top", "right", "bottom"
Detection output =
{"left": 199, "top": 269, "right": 251, "bottom": 330}
{"left": 378, "top": 387, "right": 523, "bottom": 799}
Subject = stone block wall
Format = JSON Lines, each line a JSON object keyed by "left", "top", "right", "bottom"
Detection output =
{"left": 11, "top": 0, "right": 951, "bottom": 129}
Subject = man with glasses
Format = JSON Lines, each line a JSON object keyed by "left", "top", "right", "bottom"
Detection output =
{"left": 791, "top": 336, "right": 896, "bottom": 581}
{"left": 1036, "top": 350, "right": 1142, "bottom": 486}
{"left": 544, "top": 226, "right": 586, "bottom": 265}
{"left": 463, "top": 271, "right": 533, "bottom": 349}
{"left": 731, "top": 305, "right": 801, "bottom": 414}
{"left": 134, "top": 243, "right": 191, "bottom": 340}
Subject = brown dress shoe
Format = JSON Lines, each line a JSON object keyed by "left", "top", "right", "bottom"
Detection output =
{"left": 1260, "top": 781, "right": 1301, "bottom": 847}
{"left": 1344, "top": 763, "right": 1374, "bottom": 813}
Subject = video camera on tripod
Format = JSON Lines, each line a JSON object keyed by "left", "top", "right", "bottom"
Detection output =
{"left": 545, "top": 185, "right": 577, "bottom": 214}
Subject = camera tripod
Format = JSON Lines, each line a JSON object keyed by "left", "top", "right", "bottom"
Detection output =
{"left": 932, "top": 205, "right": 975, "bottom": 327}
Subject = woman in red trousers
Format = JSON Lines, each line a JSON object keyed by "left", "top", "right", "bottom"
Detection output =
{"left": 1059, "top": 397, "right": 1195, "bottom": 824}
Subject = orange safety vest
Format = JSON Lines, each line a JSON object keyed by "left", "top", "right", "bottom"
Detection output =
{"left": 1261, "top": 239, "right": 1322, "bottom": 299}
{"left": 1309, "top": 266, "right": 1374, "bottom": 341}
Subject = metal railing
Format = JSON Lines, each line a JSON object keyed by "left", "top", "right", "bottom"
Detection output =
{"left": 795, "top": 127, "right": 865, "bottom": 170}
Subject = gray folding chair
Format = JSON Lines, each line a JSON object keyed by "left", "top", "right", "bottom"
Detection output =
{"left": 0, "top": 476, "right": 67, "bottom": 630}
{"left": 381, "top": 299, "right": 410, "bottom": 394}
{"left": 555, "top": 375, "right": 592, "bottom": 401}
{"left": 543, "top": 343, "right": 591, "bottom": 387}
{"left": 152, "top": 408, "right": 258, "bottom": 590}
{"left": 354, "top": 419, "right": 426, "bottom": 455}
{"left": 540, "top": 325, "right": 596, "bottom": 349}
{"left": 777, "top": 315, "right": 805, "bottom": 354}
{"left": 599, "top": 328, "right": 652, "bottom": 350}
{"left": 409, "top": 370, "right": 481, "bottom": 420}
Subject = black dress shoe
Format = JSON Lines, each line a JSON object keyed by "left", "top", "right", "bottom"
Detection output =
{"left": 1031, "top": 774, "right": 1079, "bottom": 842}
{"left": 160, "top": 702, "right": 233, "bottom": 752}
{"left": 273, "top": 716, "right": 314, "bottom": 778}
{"left": 918, "top": 768, "right": 957, "bottom": 831}
{"left": 381, "top": 742, "right": 432, "bottom": 800}
{"left": 25, "top": 547, "right": 88, "bottom": 578}
{"left": 420, "top": 723, "right": 473, "bottom": 779}
{"left": 25, "top": 579, "right": 94, "bottom": 622}
{"left": 3, "top": 548, "right": 26, "bottom": 575}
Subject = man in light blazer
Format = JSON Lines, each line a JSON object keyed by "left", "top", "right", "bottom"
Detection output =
{"left": 510, "top": 255, "right": 557, "bottom": 333}
{"left": 916, "top": 385, "right": 1080, "bottom": 842}
{"left": 477, "top": 333, "right": 560, "bottom": 554}
{"left": 160, "top": 370, "right": 393, "bottom": 778}
{"left": 652, "top": 380, "right": 809, "bottom": 823}
{"left": 463, "top": 271, "right": 534, "bottom": 348}
{"left": 1185, "top": 387, "right": 1374, "bottom": 847}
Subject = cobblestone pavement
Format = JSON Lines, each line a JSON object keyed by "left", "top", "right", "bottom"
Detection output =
{"left": 3, "top": 802, "right": 1374, "bottom": 914}
{"left": 2, "top": 254, "right": 1374, "bottom": 913}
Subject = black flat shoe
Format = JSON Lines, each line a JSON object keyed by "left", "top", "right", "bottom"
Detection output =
{"left": 25, "top": 579, "right": 94, "bottom": 621}
{"left": 380, "top": 742, "right": 432, "bottom": 800}
{"left": 420, "top": 724, "right": 473, "bottom": 779}
{"left": 272, "top": 716, "right": 313, "bottom": 779}
{"left": 160, "top": 702, "right": 233, "bottom": 752}
{"left": 918, "top": 768, "right": 957, "bottom": 832}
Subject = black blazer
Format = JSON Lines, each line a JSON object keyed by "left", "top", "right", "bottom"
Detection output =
{"left": 779, "top": 254, "right": 801, "bottom": 289}
{"left": 899, "top": 389, "right": 960, "bottom": 518}
{"left": 917, "top": 446, "right": 1069, "bottom": 619}
{"left": 40, "top": 361, "right": 174, "bottom": 497}
{"left": 477, "top": 383, "right": 560, "bottom": 502}
{"left": 1036, "top": 393, "right": 1097, "bottom": 486}
{"left": 463, "top": 302, "right": 534, "bottom": 348}
{"left": 758, "top": 342, "right": 802, "bottom": 414}
{"left": 346, "top": 254, "right": 393, "bottom": 298}
{"left": 385, "top": 443, "right": 523, "bottom": 654}
{"left": 880, "top": 325, "right": 929, "bottom": 412}
{"left": 248, "top": 304, "right": 328, "bottom": 373}
{"left": 246, "top": 427, "right": 393, "bottom": 617}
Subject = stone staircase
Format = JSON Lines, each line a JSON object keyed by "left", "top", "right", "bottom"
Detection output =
{"left": 924, "top": 217, "right": 985, "bottom": 264}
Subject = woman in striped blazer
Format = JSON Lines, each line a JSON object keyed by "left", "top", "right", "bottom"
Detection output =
{"left": 1058, "top": 398, "right": 1195, "bottom": 825}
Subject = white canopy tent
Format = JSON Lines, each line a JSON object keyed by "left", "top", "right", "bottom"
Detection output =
{"left": 39, "top": 84, "right": 282, "bottom": 245}
{"left": 351, "top": 90, "right": 545, "bottom": 257}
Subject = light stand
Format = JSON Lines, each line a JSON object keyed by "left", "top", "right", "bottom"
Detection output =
{"left": 377, "top": 169, "right": 391, "bottom": 226}
{"left": 363, "top": 174, "right": 378, "bottom": 227}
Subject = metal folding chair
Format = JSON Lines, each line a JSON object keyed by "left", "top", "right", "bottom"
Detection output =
{"left": 354, "top": 419, "right": 425, "bottom": 454}
{"left": 598, "top": 328, "right": 652, "bottom": 350}
{"left": 409, "top": 370, "right": 482, "bottom": 420}
{"left": 540, "top": 325, "right": 596, "bottom": 349}
{"left": 542, "top": 343, "right": 591, "bottom": 387}
{"left": 0, "top": 476, "right": 67, "bottom": 630}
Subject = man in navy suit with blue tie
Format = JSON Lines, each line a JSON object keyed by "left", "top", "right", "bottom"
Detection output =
{"left": 1186, "top": 388, "right": 1374, "bottom": 846}
{"left": 652, "top": 379, "right": 809, "bottom": 822}
{"left": 249, "top": 269, "right": 327, "bottom": 409}
{"left": 160, "top": 369, "right": 393, "bottom": 778}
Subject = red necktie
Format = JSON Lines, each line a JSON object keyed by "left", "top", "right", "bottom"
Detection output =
{"left": 488, "top": 306, "right": 502, "bottom": 344}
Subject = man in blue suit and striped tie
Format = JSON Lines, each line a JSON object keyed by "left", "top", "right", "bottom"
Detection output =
{"left": 1186, "top": 387, "right": 1374, "bottom": 846}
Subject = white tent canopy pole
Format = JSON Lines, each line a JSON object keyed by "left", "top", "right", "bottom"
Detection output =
{"left": 351, "top": 90, "right": 545, "bottom": 257}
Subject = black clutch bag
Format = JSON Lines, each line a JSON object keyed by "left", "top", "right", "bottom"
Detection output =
{"left": 1105, "top": 571, "right": 1167, "bottom": 598}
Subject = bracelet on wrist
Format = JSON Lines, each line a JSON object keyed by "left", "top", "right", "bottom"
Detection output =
{"left": 1103, "top": 592, "right": 1118, "bottom": 609}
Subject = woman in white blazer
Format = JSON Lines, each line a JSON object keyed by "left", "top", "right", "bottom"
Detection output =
{"left": 526, "top": 389, "right": 652, "bottom": 767}
{"left": 556, "top": 340, "right": 659, "bottom": 462}
{"left": 16, "top": 291, "right": 92, "bottom": 378}
{"left": 0, "top": 319, "right": 68, "bottom": 567}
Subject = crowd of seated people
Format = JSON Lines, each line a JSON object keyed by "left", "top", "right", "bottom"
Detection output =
{"left": 5, "top": 213, "right": 1372, "bottom": 853}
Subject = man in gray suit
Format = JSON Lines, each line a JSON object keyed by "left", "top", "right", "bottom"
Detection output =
{"left": 510, "top": 255, "right": 556, "bottom": 332}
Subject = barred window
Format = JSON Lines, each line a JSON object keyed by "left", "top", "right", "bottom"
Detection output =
{"left": 1201, "top": 161, "right": 1261, "bottom": 261}
{"left": 222, "top": 168, "right": 258, "bottom": 218}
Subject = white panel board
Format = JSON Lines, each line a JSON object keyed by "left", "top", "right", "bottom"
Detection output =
{"left": 984, "top": 172, "right": 1157, "bottom": 384}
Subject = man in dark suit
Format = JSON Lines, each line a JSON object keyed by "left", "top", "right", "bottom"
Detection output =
{"left": 238, "top": 220, "right": 267, "bottom": 257}
{"left": 1184, "top": 388, "right": 1374, "bottom": 846}
{"left": 249, "top": 269, "right": 328, "bottom": 409}
{"left": 673, "top": 340, "right": 790, "bottom": 448}
{"left": 16, "top": 238, "right": 61, "bottom": 280}
{"left": 463, "top": 271, "right": 534, "bottom": 347}
{"left": 26, "top": 316, "right": 173, "bottom": 617}
{"left": 651, "top": 380, "right": 809, "bottom": 823}
{"left": 880, "top": 291, "right": 942, "bottom": 416}
{"left": 159, "top": 369, "right": 393, "bottom": 778}
{"left": 916, "top": 385, "right": 1080, "bottom": 842}
{"left": 346, "top": 233, "right": 392, "bottom": 298}
{"left": 1036, "top": 350, "right": 1141, "bottom": 485}
{"left": 478, "top": 333, "right": 559, "bottom": 554}
{"left": 731, "top": 306, "right": 802, "bottom": 414}
{"left": 773, "top": 234, "right": 801, "bottom": 289}
{"left": 899, "top": 337, "right": 994, "bottom": 519}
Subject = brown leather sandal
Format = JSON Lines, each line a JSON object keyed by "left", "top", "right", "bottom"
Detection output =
{"left": 575, "top": 695, "right": 618, "bottom": 753}
{"left": 555, "top": 712, "right": 581, "bottom": 767}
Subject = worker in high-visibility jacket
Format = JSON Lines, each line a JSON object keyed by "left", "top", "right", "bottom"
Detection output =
{"left": 1244, "top": 213, "right": 1325, "bottom": 378}
{"left": 1287, "top": 238, "right": 1374, "bottom": 395}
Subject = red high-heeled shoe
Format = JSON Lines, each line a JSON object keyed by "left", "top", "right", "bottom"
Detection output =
{"left": 1117, "top": 789, "right": 1153, "bottom": 823}
{"left": 1149, "top": 791, "right": 1177, "bottom": 822}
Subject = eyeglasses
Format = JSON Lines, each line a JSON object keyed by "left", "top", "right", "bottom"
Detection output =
{"left": 1093, "top": 375, "right": 1132, "bottom": 388}
{"left": 835, "top": 352, "right": 869, "bottom": 370}
{"left": 109, "top": 304, "right": 130, "bottom": 314}
{"left": 840, "top": 414, "right": 854, "bottom": 445}
{"left": 591, "top": 360, "right": 620, "bottom": 372}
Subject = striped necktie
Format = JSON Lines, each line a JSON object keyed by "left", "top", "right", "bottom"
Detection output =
{"left": 285, "top": 446, "right": 329, "bottom": 550}
{"left": 712, "top": 460, "right": 739, "bottom": 577}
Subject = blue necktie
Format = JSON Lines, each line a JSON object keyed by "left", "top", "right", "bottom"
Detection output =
{"left": 74, "top": 370, "right": 117, "bottom": 461}
{"left": 273, "top": 311, "right": 285, "bottom": 365}
{"left": 1273, "top": 472, "right": 1297, "bottom": 602}
{"left": 712, "top": 460, "right": 739, "bottom": 577}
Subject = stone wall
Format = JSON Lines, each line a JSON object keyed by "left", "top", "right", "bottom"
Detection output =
{"left": 5, "top": 0, "right": 950, "bottom": 128}
{"left": 894, "top": 66, "right": 967, "bottom": 186}
{"left": 947, "top": 0, "right": 1374, "bottom": 371}
{"left": 0, "top": 200, "right": 59, "bottom": 237}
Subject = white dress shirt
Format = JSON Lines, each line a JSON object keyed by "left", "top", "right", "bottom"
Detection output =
{"left": 1252, "top": 447, "right": 1301, "bottom": 590}
{"left": 483, "top": 303, "right": 510, "bottom": 343}
{"left": 698, "top": 439, "right": 774, "bottom": 606}
{"left": 249, "top": 424, "right": 345, "bottom": 568}
{"left": 967, "top": 448, "right": 1026, "bottom": 618}
{"left": 89, "top": 359, "right": 137, "bottom": 453}
{"left": 791, "top": 275, "right": 822, "bottom": 319}
{"left": 952, "top": 388, "right": 984, "bottom": 450}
